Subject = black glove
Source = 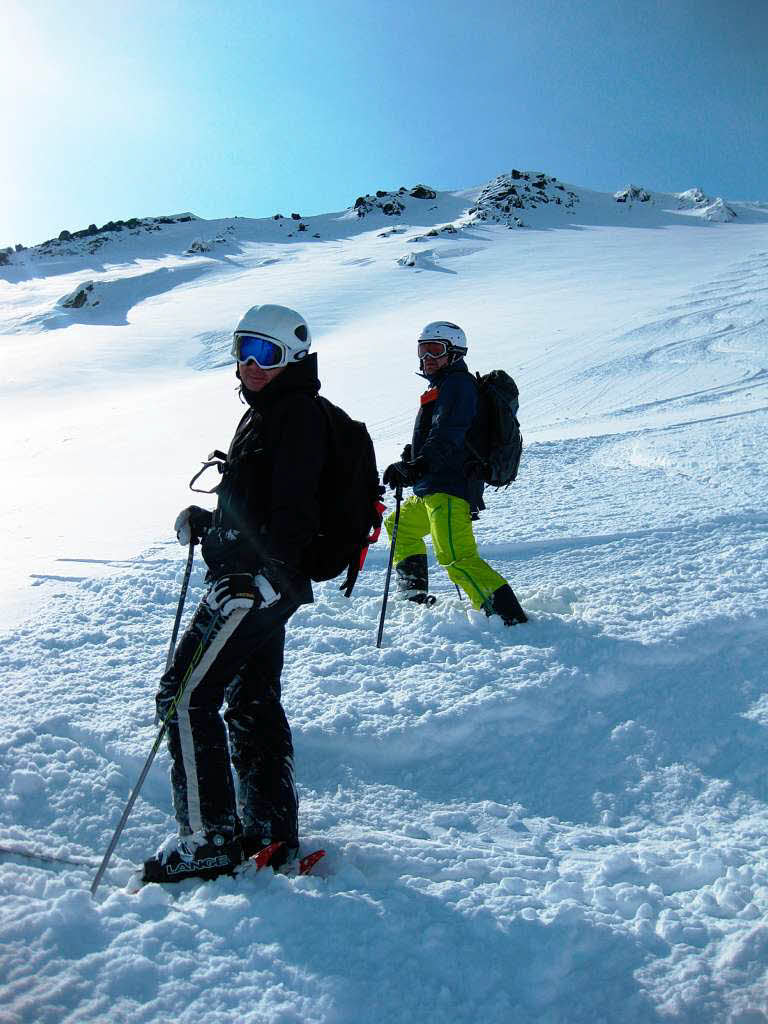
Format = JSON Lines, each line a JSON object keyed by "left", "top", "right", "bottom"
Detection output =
{"left": 400, "top": 444, "right": 412, "bottom": 462}
{"left": 174, "top": 505, "right": 213, "bottom": 545}
{"left": 382, "top": 457, "right": 426, "bottom": 490}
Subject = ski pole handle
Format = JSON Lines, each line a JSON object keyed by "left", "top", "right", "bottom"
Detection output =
{"left": 376, "top": 484, "right": 402, "bottom": 649}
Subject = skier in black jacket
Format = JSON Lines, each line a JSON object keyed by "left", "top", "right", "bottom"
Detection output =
{"left": 142, "top": 304, "right": 328, "bottom": 884}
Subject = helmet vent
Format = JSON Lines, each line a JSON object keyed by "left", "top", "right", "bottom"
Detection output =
{"left": 294, "top": 324, "right": 308, "bottom": 342}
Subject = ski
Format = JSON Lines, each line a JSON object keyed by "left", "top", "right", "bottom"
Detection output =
{"left": 0, "top": 843, "right": 99, "bottom": 870}
{"left": 241, "top": 841, "right": 327, "bottom": 878}
{"left": 293, "top": 848, "right": 326, "bottom": 876}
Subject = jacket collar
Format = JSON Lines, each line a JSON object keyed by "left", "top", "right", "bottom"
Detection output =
{"left": 240, "top": 352, "right": 321, "bottom": 410}
{"left": 422, "top": 357, "right": 469, "bottom": 387}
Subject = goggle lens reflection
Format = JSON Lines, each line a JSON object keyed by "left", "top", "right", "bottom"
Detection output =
{"left": 236, "top": 334, "right": 285, "bottom": 367}
{"left": 418, "top": 341, "right": 448, "bottom": 357}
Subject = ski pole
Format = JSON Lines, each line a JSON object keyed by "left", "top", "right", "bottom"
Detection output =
{"left": 376, "top": 483, "right": 402, "bottom": 649}
{"left": 166, "top": 540, "right": 195, "bottom": 671}
{"left": 91, "top": 542, "right": 195, "bottom": 896}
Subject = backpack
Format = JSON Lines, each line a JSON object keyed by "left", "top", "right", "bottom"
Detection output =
{"left": 466, "top": 370, "right": 523, "bottom": 486}
{"left": 191, "top": 397, "right": 383, "bottom": 597}
{"left": 301, "top": 396, "right": 384, "bottom": 597}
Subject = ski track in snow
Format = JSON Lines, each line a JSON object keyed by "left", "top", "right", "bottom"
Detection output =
{"left": 1, "top": 180, "right": 767, "bottom": 1023}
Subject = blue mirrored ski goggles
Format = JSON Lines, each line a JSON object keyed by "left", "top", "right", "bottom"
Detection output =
{"left": 235, "top": 333, "right": 286, "bottom": 368}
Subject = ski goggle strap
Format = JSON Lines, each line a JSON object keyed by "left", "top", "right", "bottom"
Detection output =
{"left": 235, "top": 333, "right": 286, "bottom": 368}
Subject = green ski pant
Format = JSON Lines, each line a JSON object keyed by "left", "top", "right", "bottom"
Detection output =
{"left": 384, "top": 492, "right": 507, "bottom": 610}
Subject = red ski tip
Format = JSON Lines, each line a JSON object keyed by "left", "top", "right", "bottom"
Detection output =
{"left": 250, "top": 841, "right": 285, "bottom": 870}
{"left": 298, "top": 849, "right": 326, "bottom": 875}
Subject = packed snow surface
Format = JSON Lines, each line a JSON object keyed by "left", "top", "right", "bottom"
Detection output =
{"left": 1, "top": 174, "right": 767, "bottom": 1023}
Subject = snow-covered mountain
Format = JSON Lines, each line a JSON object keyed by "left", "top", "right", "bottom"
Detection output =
{"left": 1, "top": 170, "right": 767, "bottom": 1023}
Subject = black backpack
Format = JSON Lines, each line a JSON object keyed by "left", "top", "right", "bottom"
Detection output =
{"left": 467, "top": 370, "right": 523, "bottom": 486}
{"left": 301, "top": 397, "right": 384, "bottom": 596}
{"left": 191, "top": 397, "right": 383, "bottom": 597}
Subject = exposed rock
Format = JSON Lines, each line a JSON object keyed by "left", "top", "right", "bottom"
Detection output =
{"left": 466, "top": 170, "right": 577, "bottom": 227}
{"left": 291, "top": 213, "right": 301, "bottom": 220}
{"left": 58, "top": 230, "right": 72, "bottom": 242}
{"left": 353, "top": 184, "right": 436, "bottom": 218}
{"left": 354, "top": 192, "right": 406, "bottom": 218}
{"left": 185, "top": 238, "right": 211, "bottom": 255}
{"left": 60, "top": 281, "right": 96, "bottom": 308}
{"left": 614, "top": 186, "right": 652, "bottom": 204}
{"left": 0, "top": 251, "right": 10, "bottom": 266}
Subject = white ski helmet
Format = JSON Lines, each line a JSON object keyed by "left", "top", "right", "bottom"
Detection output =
{"left": 418, "top": 321, "right": 467, "bottom": 359}
{"left": 231, "top": 303, "right": 311, "bottom": 365}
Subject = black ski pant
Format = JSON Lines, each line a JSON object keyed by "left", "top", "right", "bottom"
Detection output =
{"left": 156, "top": 583, "right": 300, "bottom": 847}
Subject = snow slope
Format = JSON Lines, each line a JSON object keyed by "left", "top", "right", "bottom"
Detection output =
{"left": 1, "top": 173, "right": 767, "bottom": 1023}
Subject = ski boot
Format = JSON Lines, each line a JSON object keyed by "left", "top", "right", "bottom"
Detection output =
{"left": 395, "top": 554, "right": 436, "bottom": 606}
{"left": 486, "top": 584, "right": 528, "bottom": 625}
{"left": 139, "top": 830, "right": 243, "bottom": 885}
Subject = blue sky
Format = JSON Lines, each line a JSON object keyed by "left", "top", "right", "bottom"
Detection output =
{"left": 3, "top": 0, "right": 767, "bottom": 247}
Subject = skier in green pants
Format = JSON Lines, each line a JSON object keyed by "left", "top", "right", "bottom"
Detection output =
{"left": 382, "top": 321, "right": 527, "bottom": 625}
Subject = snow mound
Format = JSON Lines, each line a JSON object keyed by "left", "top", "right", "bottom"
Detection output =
{"left": 27, "top": 263, "right": 217, "bottom": 329}
{"left": 396, "top": 249, "right": 443, "bottom": 269}
{"left": 696, "top": 197, "right": 738, "bottom": 222}
{"left": 674, "top": 188, "right": 738, "bottom": 222}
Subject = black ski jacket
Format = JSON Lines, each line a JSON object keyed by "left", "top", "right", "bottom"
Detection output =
{"left": 203, "top": 354, "right": 328, "bottom": 603}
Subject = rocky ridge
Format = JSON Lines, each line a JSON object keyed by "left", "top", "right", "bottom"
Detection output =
{"left": 353, "top": 184, "right": 438, "bottom": 219}
{"left": 613, "top": 184, "right": 738, "bottom": 221}
{"left": 405, "top": 171, "right": 581, "bottom": 241}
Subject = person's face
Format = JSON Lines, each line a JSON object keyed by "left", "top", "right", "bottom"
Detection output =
{"left": 420, "top": 350, "right": 451, "bottom": 376}
{"left": 239, "top": 361, "right": 287, "bottom": 392}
